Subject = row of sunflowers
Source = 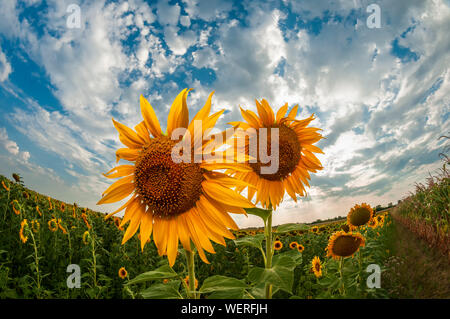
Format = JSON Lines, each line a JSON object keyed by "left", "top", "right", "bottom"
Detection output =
{"left": 1, "top": 173, "right": 391, "bottom": 299}
{"left": 2, "top": 90, "right": 392, "bottom": 298}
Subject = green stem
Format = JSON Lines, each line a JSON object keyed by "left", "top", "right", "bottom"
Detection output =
{"left": 185, "top": 249, "right": 197, "bottom": 299}
{"left": 264, "top": 206, "right": 273, "bottom": 299}
{"left": 28, "top": 229, "right": 41, "bottom": 298}
{"left": 338, "top": 257, "right": 345, "bottom": 296}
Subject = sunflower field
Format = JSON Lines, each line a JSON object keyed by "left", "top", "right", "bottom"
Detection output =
{"left": 0, "top": 173, "right": 393, "bottom": 299}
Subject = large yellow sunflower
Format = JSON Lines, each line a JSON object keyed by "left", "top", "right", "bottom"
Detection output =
{"left": 99, "top": 89, "right": 254, "bottom": 266}
{"left": 347, "top": 203, "right": 373, "bottom": 228}
{"left": 227, "top": 99, "right": 323, "bottom": 209}
{"left": 311, "top": 256, "right": 322, "bottom": 278}
{"left": 326, "top": 231, "right": 365, "bottom": 260}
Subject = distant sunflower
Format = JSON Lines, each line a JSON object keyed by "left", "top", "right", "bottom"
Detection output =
{"left": 19, "top": 219, "right": 28, "bottom": 243}
{"left": 2, "top": 180, "right": 10, "bottom": 191}
{"left": 36, "top": 206, "right": 42, "bottom": 217}
{"left": 81, "top": 213, "right": 91, "bottom": 229}
{"left": 311, "top": 256, "right": 322, "bottom": 278}
{"left": 274, "top": 240, "right": 283, "bottom": 250}
{"left": 227, "top": 99, "right": 324, "bottom": 209}
{"left": 289, "top": 241, "right": 298, "bottom": 249}
{"left": 57, "top": 219, "right": 68, "bottom": 234}
{"left": 184, "top": 275, "right": 199, "bottom": 289}
{"left": 23, "top": 191, "right": 30, "bottom": 199}
{"left": 48, "top": 219, "right": 58, "bottom": 232}
{"left": 297, "top": 244, "right": 305, "bottom": 253}
{"left": 82, "top": 231, "right": 90, "bottom": 245}
{"left": 11, "top": 200, "right": 20, "bottom": 215}
{"left": 99, "top": 89, "right": 254, "bottom": 266}
{"left": 311, "top": 226, "right": 319, "bottom": 234}
{"left": 118, "top": 267, "right": 128, "bottom": 279}
{"left": 347, "top": 203, "right": 373, "bottom": 228}
{"left": 368, "top": 219, "right": 378, "bottom": 229}
{"left": 60, "top": 202, "right": 66, "bottom": 212}
{"left": 114, "top": 217, "right": 124, "bottom": 231}
{"left": 31, "top": 220, "right": 40, "bottom": 233}
{"left": 340, "top": 224, "right": 350, "bottom": 233}
{"left": 326, "top": 231, "right": 365, "bottom": 260}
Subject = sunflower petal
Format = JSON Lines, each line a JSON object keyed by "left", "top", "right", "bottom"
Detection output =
{"left": 112, "top": 119, "right": 145, "bottom": 148}
{"left": 140, "top": 95, "right": 162, "bottom": 137}
{"left": 202, "top": 181, "right": 254, "bottom": 208}
{"left": 167, "top": 89, "right": 191, "bottom": 135}
{"left": 97, "top": 183, "right": 134, "bottom": 205}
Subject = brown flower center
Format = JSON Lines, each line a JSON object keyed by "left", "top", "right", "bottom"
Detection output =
{"left": 349, "top": 207, "right": 371, "bottom": 226}
{"left": 314, "top": 262, "right": 321, "bottom": 272}
{"left": 331, "top": 235, "right": 362, "bottom": 257}
{"left": 249, "top": 124, "right": 301, "bottom": 181}
{"left": 134, "top": 136, "right": 204, "bottom": 219}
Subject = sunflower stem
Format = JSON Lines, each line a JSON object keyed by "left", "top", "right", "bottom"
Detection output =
{"left": 185, "top": 249, "right": 197, "bottom": 299}
{"left": 264, "top": 206, "right": 273, "bottom": 299}
{"left": 28, "top": 227, "right": 41, "bottom": 298}
{"left": 338, "top": 257, "right": 345, "bottom": 296}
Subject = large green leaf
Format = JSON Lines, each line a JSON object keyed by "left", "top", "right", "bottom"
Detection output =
{"left": 199, "top": 275, "right": 247, "bottom": 299}
{"left": 274, "top": 223, "right": 309, "bottom": 233}
{"left": 247, "top": 256, "right": 296, "bottom": 293}
{"left": 126, "top": 265, "right": 178, "bottom": 285}
{"left": 244, "top": 207, "right": 272, "bottom": 223}
{"left": 273, "top": 250, "right": 302, "bottom": 265}
{"left": 140, "top": 281, "right": 182, "bottom": 299}
{"left": 233, "top": 234, "right": 265, "bottom": 250}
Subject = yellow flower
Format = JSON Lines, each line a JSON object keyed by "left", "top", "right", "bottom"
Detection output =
{"left": 2, "top": 180, "right": 10, "bottom": 191}
{"left": 311, "top": 226, "right": 319, "bottom": 233}
{"left": 311, "top": 256, "right": 322, "bottom": 278}
{"left": 19, "top": 219, "right": 28, "bottom": 243}
{"left": 184, "top": 275, "right": 198, "bottom": 289}
{"left": 274, "top": 240, "right": 283, "bottom": 250}
{"left": 36, "top": 205, "right": 42, "bottom": 217}
{"left": 57, "top": 219, "right": 68, "bottom": 234}
{"left": 368, "top": 218, "right": 378, "bottom": 229}
{"left": 11, "top": 200, "right": 21, "bottom": 215}
{"left": 297, "top": 244, "right": 305, "bottom": 253}
{"left": 99, "top": 89, "right": 254, "bottom": 266}
{"left": 347, "top": 203, "right": 373, "bottom": 228}
{"left": 114, "top": 217, "right": 124, "bottom": 231}
{"left": 82, "top": 231, "right": 90, "bottom": 245}
{"left": 326, "top": 231, "right": 365, "bottom": 260}
{"left": 289, "top": 241, "right": 298, "bottom": 249}
{"left": 81, "top": 213, "right": 91, "bottom": 229}
{"left": 48, "top": 219, "right": 58, "bottom": 232}
{"left": 31, "top": 220, "right": 40, "bottom": 233}
{"left": 118, "top": 267, "right": 128, "bottom": 279}
{"left": 226, "top": 99, "right": 324, "bottom": 209}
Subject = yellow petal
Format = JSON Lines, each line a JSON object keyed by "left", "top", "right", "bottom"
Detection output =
{"left": 167, "top": 89, "right": 191, "bottom": 135}
{"left": 153, "top": 217, "right": 169, "bottom": 256}
{"left": 240, "top": 107, "right": 261, "bottom": 128}
{"left": 120, "top": 196, "right": 141, "bottom": 227}
{"left": 276, "top": 103, "right": 289, "bottom": 123}
{"left": 134, "top": 121, "right": 151, "bottom": 144}
{"left": 177, "top": 215, "right": 191, "bottom": 251}
{"left": 112, "top": 118, "right": 145, "bottom": 148}
{"left": 287, "top": 105, "right": 298, "bottom": 120}
{"left": 105, "top": 194, "right": 137, "bottom": 220}
{"left": 103, "top": 165, "right": 135, "bottom": 179}
{"left": 97, "top": 183, "right": 134, "bottom": 205}
{"left": 102, "top": 175, "right": 134, "bottom": 196}
{"left": 122, "top": 206, "right": 143, "bottom": 244}
{"left": 202, "top": 181, "right": 254, "bottom": 208}
{"left": 115, "top": 148, "right": 140, "bottom": 163}
{"left": 166, "top": 219, "right": 179, "bottom": 267}
{"left": 140, "top": 95, "right": 162, "bottom": 138}
{"left": 139, "top": 208, "right": 153, "bottom": 251}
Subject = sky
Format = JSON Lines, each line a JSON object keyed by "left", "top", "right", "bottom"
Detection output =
{"left": 0, "top": 0, "right": 448, "bottom": 228}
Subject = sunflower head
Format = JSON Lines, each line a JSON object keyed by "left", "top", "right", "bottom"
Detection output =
{"left": 11, "top": 200, "right": 20, "bottom": 215}
{"left": 227, "top": 99, "right": 324, "bottom": 209}
{"left": 274, "top": 240, "right": 283, "bottom": 250}
{"left": 19, "top": 219, "right": 28, "bottom": 244}
{"left": 340, "top": 224, "right": 350, "bottom": 233}
{"left": 99, "top": 89, "right": 254, "bottom": 267}
{"left": 2, "top": 180, "right": 10, "bottom": 191}
{"left": 297, "top": 244, "right": 305, "bottom": 253}
{"left": 326, "top": 231, "right": 365, "bottom": 259}
{"left": 12, "top": 173, "right": 21, "bottom": 183}
{"left": 118, "top": 267, "right": 128, "bottom": 279}
{"left": 311, "top": 256, "right": 322, "bottom": 278}
{"left": 82, "top": 231, "right": 90, "bottom": 245}
{"left": 368, "top": 218, "right": 378, "bottom": 229}
{"left": 31, "top": 220, "right": 40, "bottom": 233}
{"left": 311, "top": 226, "right": 319, "bottom": 233}
{"left": 289, "top": 241, "right": 298, "bottom": 249}
{"left": 48, "top": 219, "right": 58, "bottom": 232}
{"left": 347, "top": 203, "right": 373, "bottom": 228}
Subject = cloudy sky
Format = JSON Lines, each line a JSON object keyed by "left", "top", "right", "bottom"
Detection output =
{"left": 0, "top": 0, "right": 448, "bottom": 228}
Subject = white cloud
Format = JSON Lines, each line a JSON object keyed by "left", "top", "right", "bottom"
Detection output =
{"left": 0, "top": 47, "right": 12, "bottom": 81}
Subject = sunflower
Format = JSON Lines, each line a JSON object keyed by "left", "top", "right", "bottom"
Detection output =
{"left": 58, "top": 219, "right": 68, "bottom": 234}
{"left": 184, "top": 275, "right": 199, "bottom": 289}
{"left": 347, "top": 203, "right": 373, "bottom": 228}
{"left": 376, "top": 215, "right": 384, "bottom": 225}
{"left": 289, "top": 241, "right": 298, "bottom": 249}
{"left": 19, "top": 219, "right": 28, "bottom": 243}
{"left": 12, "top": 173, "right": 21, "bottom": 183}
{"left": 274, "top": 240, "right": 283, "bottom": 250}
{"left": 48, "top": 219, "right": 58, "bottom": 232}
{"left": 118, "top": 267, "right": 128, "bottom": 279}
{"left": 311, "top": 256, "right": 322, "bottom": 278}
{"left": 11, "top": 200, "right": 20, "bottom": 215}
{"left": 82, "top": 231, "right": 90, "bottom": 245}
{"left": 340, "top": 224, "right": 350, "bottom": 233}
{"left": 368, "top": 218, "right": 378, "bottom": 229}
{"left": 31, "top": 220, "right": 40, "bottom": 233}
{"left": 114, "top": 217, "right": 124, "bottom": 231}
{"left": 23, "top": 191, "right": 30, "bottom": 199}
{"left": 297, "top": 244, "right": 305, "bottom": 253}
{"left": 60, "top": 202, "right": 66, "bottom": 212}
{"left": 2, "top": 180, "right": 10, "bottom": 191}
{"left": 99, "top": 89, "right": 254, "bottom": 266}
{"left": 81, "top": 213, "right": 91, "bottom": 229}
{"left": 311, "top": 226, "right": 319, "bottom": 233}
{"left": 326, "top": 231, "right": 365, "bottom": 260}
{"left": 36, "top": 206, "right": 42, "bottom": 217}
{"left": 226, "top": 99, "right": 324, "bottom": 209}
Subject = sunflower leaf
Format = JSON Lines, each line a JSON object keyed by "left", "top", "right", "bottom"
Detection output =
{"left": 140, "top": 281, "right": 182, "bottom": 299}
{"left": 199, "top": 275, "right": 247, "bottom": 299}
{"left": 244, "top": 207, "right": 272, "bottom": 223}
{"left": 247, "top": 256, "right": 296, "bottom": 293}
{"left": 126, "top": 265, "right": 178, "bottom": 285}
{"left": 233, "top": 234, "right": 265, "bottom": 250}
{"left": 274, "top": 223, "right": 309, "bottom": 233}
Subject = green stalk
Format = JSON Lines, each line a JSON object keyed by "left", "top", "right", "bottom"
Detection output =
{"left": 28, "top": 228, "right": 41, "bottom": 298}
{"left": 185, "top": 249, "right": 197, "bottom": 299}
{"left": 264, "top": 206, "right": 273, "bottom": 299}
{"left": 338, "top": 257, "right": 345, "bottom": 295}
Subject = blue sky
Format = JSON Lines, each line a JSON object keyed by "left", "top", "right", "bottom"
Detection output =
{"left": 0, "top": 0, "right": 448, "bottom": 227}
